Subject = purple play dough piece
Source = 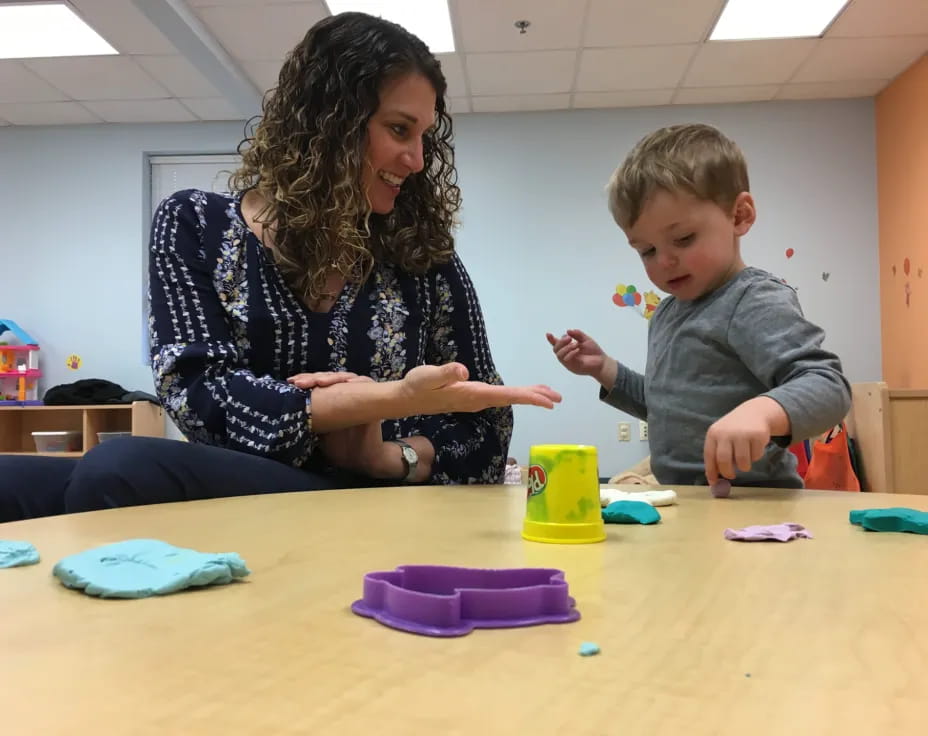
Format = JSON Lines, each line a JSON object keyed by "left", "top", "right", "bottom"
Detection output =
{"left": 351, "top": 565, "right": 581, "bottom": 637}
{"left": 711, "top": 480, "right": 732, "bottom": 498}
{"left": 724, "top": 523, "right": 813, "bottom": 542}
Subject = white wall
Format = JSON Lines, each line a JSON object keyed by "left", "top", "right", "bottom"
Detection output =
{"left": 0, "top": 121, "right": 242, "bottom": 394}
{"left": 0, "top": 98, "right": 880, "bottom": 476}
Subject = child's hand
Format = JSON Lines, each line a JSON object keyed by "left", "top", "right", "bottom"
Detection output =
{"left": 704, "top": 397, "right": 789, "bottom": 484}
{"left": 546, "top": 329, "right": 608, "bottom": 378}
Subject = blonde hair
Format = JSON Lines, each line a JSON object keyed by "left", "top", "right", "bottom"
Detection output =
{"left": 607, "top": 123, "right": 749, "bottom": 229}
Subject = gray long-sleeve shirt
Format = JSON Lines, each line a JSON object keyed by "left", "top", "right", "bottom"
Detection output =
{"left": 601, "top": 267, "right": 851, "bottom": 488}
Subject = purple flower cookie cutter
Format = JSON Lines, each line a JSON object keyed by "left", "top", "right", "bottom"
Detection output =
{"left": 351, "top": 565, "right": 581, "bottom": 637}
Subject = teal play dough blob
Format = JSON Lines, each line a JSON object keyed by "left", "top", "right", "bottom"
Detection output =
{"left": 53, "top": 539, "right": 250, "bottom": 598}
{"left": 0, "top": 540, "right": 40, "bottom": 568}
{"left": 850, "top": 508, "right": 928, "bottom": 535}
{"left": 602, "top": 500, "right": 661, "bottom": 525}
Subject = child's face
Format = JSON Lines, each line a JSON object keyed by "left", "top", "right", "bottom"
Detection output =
{"left": 626, "top": 189, "right": 755, "bottom": 301}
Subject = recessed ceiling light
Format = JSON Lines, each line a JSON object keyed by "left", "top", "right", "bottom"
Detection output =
{"left": 325, "top": 0, "right": 455, "bottom": 53}
{"left": 710, "top": 0, "right": 850, "bottom": 41}
{"left": 0, "top": 1, "right": 117, "bottom": 59}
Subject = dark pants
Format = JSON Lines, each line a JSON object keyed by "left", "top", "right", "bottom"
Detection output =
{"left": 0, "top": 437, "right": 366, "bottom": 523}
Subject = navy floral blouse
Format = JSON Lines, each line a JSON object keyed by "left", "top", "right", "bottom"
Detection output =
{"left": 148, "top": 189, "right": 513, "bottom": 484}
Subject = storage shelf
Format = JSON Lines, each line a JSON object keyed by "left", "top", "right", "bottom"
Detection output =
{"left": 0, "top": 402, "right": 164, "bottom": 457}
{"left": 5, "top": 451, "right": 83, "bottom": 458}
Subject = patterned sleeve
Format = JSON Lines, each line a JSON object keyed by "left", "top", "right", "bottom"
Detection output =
{"left": 412, "top": 253, "right": 514, "bottom": 484}
{"left": 148, "top": 191, "right": 316, "bottom": 466}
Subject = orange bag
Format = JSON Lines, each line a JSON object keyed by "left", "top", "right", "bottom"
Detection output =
{"left": 788, "top": 440, "right": 810, "bottom": 479}
{"left": 803, "top": 424, "right": 860, "bottom": 492}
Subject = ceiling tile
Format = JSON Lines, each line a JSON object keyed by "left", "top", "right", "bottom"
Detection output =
{"left": 828, "top": 0, "right": 928, "bottom": 38}
{"left": 792, "top": 37, "right": 928, "bottom": 83}
{"left": 573, "top": 89, "right": 674, "bottom": 108}
{"left": 585, "top": 0, "right": 722, "bottom": 47}
{"left": 776, "top": 79, "right": 888, "bottom": 100}
{"left": 577, "top": 46, "right": 696, "bottom": 92}
{"left": 23, "top": 57, "right": 169, "bottom": 100}
{"left": 188, "top": 0, "right": 278, "bottom": 5}
{"left": 0, "top": 62, "right": 67, "bottom": 103}
{"left": 466, "top": 51, "right": 576, "bottom": 96}
{"left": 437, "top": 54, "right": 467, "bottom": 98}
{"left": 70, "top": 0, "right": 178, "bottom": 54}
{"left": 0, "top": 102, "right": 100, "bottom": 125}
{"left": 455, "top": 0, "right": 584, "bottom": 53}
{"left": 180, "top": 97, "right": 243, "bottom": 120}
{"left": 448, "top": 97, "right": 471, "bottom": 114}
{"left": 684, "top": 39, "right": 817, "bottom": 87}
{"left": 196, "top": 1, "right": 328, "bottom": 62}
{"left": 134, "top": 55, "right": 222, "bottom": 98}
{"left": 241, "top": 60, "right": 281, "bottom": 93}
{"left": 472, "top": 94, "right": 571, "bottom": 113}
{"left": 82, "top": 99, "right": 198, "bottom": 123}
{"left": 674, "top": 85, "right": 778, "bottom": 104}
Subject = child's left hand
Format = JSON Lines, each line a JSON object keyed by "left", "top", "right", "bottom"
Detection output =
{"left": 704, "top": 397, "right": 789, "bottom": 484}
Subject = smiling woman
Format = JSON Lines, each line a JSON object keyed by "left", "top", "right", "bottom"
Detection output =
{"left": 0, "top": 11, "right": 562, "bottom": 522}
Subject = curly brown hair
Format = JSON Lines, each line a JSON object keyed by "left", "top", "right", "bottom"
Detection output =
{"left": 230, "top": 12, "right": 461, "bottom": 303}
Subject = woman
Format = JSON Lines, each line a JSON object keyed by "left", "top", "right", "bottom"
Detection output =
{"left": 0, "top": 12, "right": 559, "bottom": 522}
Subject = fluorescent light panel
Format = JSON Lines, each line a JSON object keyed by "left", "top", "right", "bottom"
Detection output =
{"left": 710, "top": 0, "right": 849, "bottom": 41}
{"left": 326, "top": 0, "right": 455, "bottom": 53}
{"left": 0, "top": 2, "right": 117, "bottom": 59}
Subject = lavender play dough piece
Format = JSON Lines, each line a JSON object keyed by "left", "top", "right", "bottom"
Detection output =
{"left": 724, "top": 523, "right": 813, "bottom": 542}
{"left": 711, "top": 480, "right": 732, "bottom": 498}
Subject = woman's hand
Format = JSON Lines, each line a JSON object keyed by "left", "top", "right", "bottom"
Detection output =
{"left": 396, "top": 363, "right": 562, "bottom": 413}
{"left": 321, "top": 419, "right": 397, "bottom": 478}
{"left": 287, "top": 371, "right": 370, "bottom": 389}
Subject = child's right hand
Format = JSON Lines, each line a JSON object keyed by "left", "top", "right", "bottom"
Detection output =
{"left": 546, "top": 329, "right": 607, "bottom": 378}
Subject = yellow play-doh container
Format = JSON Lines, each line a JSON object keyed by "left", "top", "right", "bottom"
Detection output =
{"left": 522, "top": 444, "right": 605, "bottom": 544}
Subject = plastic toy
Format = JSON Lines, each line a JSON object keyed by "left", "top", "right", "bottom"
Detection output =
{"left": 351, "top": 565, "right": 581, "bottom": 637}
{"left": 0, "top": 319, "right": 42, "bottom": 406}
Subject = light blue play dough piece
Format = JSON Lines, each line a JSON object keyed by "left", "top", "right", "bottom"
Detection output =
{"left": 602, "top": 500, "right": 662, "bottom": 525}
{"left": 52, "top": 539, "right": 250, "bottom": 599}
{"left": 0, "top": 540, "right": 40, "bottom": 568}
{"left": 578, "top": 641, "right": 601, "bottom": 657}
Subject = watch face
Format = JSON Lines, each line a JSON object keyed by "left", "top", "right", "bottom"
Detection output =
{"left": 401, "top": 446, "right": 417, "bottom": 463}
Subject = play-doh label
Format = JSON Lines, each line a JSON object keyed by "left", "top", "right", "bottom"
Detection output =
{"left": 527, "top": 464, "right": 548, "bottom": 498}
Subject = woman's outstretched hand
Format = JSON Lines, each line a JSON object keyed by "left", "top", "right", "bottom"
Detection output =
{"left": 397, "top": 363, "right": 562, "bottom": 413}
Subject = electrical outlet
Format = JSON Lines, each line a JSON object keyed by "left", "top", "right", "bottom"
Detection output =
{"left": 618, "top": 422, "right": 631, "bottom": 442}
{"left": 639, "top": 421, "right": 649, "bottom": 441}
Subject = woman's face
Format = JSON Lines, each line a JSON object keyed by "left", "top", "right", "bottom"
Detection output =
{"left": 362, "top": 72, "right": 437, "bottom": 215}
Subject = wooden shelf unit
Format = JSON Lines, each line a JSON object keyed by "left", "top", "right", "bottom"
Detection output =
{"left": 0, "top": 402, "right": 164, "bottom": 457}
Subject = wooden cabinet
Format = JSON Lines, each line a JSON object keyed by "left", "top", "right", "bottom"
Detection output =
{"left": 848, "top": 383, "right": 928, "bottom": 494}
{"left": 0, "top": 402, "right": 164, "bottom": 457}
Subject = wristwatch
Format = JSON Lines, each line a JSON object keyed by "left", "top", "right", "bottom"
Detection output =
{"left": 391, "top": 439, "right": 418, "bottom": 482}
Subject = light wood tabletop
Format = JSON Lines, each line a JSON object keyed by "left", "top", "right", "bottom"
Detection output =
{"left": 2, "top": 484, "right": 928, "bottom": 735}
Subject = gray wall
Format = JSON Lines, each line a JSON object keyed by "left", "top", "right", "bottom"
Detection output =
{"left": 0, "top": 98, "right": 880, "bottom": 477}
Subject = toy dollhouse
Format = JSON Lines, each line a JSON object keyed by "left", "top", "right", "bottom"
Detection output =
{"left": 0, "top": 319, "right": 42, "bottom": 406}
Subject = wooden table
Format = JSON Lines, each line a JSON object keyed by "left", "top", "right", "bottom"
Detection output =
{"left": 2, "top": 485, "right": 928, "bottom": 734}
